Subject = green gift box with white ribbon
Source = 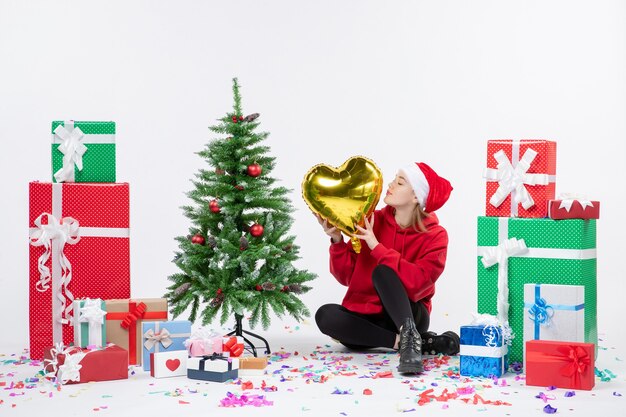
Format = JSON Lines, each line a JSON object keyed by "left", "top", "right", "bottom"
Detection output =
{"left": 51, "top": 121, "right": 116, "bottom": 183}
{"left": 477, "top": 216, "right": 597, "bottom": 364}
{"left": 73, "top": 299, "right": 107, "bottom": 348}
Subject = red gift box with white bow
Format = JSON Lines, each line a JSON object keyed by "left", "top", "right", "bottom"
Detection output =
{"left": 29, "top": 182, "right": 131, "bottom": 360}
{"left": 483, "top": 140, "right": 557, "bottom": 218}
{"left": 43, "top": 344, "right": 128, "bottom": 384}
{"left": 525, "top": 340, "right": 595, "bottom": 390}
{"left": 548, "top": 195, "right": 600, "bottom": 220}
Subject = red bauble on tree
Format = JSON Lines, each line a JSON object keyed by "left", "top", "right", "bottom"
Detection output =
{"left": 209, "top": 199, "right": 220, "bottom": 213}
{"left": 191, "top": 234, "right": 205, "bottom": 245}
{"left": 255, "top": 284, "right": 263, "bottom": 291}
{"left": 247, "top": 163, "right": 262, "bottom": 177}
{"left": 250, "top": 223, "right": 264, "bottom": 237}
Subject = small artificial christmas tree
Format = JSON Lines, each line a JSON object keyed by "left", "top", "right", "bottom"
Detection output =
{"left": 165, "top": 78, "right": 316, "bottom": 337}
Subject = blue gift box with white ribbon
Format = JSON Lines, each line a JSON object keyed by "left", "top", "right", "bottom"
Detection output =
{"left": 523, "top": 283, "right": 585, "bottom": 363}
{"left": 141, "top": 320, "right": 192, "bottom": 371}
{"left": 459, "top": 325, "right": 509, "bottom": 378}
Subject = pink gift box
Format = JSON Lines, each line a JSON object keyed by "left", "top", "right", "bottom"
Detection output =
{"left": 187, "top": 337, "right": 223, "bottom": 357}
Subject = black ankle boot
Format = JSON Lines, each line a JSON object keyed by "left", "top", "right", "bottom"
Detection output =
{"left": 397, "top": 318, "right": 424, "bottom": 374}
{"left": 421, "top": 331, "right": 460, "bottom": 356}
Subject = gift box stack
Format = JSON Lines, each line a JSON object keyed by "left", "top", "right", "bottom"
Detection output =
{"left": 29, "top": 121, "right": 190, "bottom": 383}
{"left": 183, "top": 328, "right": 268, "bottom": 382}
{"left": 470, "top": 139, "right": 598, "bottom": 390}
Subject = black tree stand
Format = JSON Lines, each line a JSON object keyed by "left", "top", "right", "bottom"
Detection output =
{"left": 225, "top": 313, "right": 271, "bottom": 357}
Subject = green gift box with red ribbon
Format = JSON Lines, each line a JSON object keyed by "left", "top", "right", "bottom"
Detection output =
{"left": 105, "top": 298, "right": 168, "bottom": 365}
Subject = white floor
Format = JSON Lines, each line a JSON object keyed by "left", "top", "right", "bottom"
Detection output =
{"left": 1, "top": 322, "right": 623, "bottom": 417}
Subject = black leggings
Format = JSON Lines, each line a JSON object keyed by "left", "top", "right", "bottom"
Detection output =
{"left": 315, "top": 264, "right": 430, "bottom": 349}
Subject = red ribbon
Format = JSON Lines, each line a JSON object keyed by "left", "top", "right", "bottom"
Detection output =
{"left": 222, "top": 336, "right": 244, "bottom": 357}
{"left": 107, "top": 301, "right": 167, "bottom": 365}
{"left": 527, "top": 345, "right": 591, "bottom": 389}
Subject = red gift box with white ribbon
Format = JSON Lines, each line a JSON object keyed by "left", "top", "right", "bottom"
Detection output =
{"left": 548, "top": 194, "right": 600, "bottom": 220}
{"left": 525, "top": 339, "right": 595, "bottom": 390}
{"left": 483, "top": 140, "right": 557, "bottom": 218}
{"left": 29, "top": 182, "right": 131, "bottom": 360}
{"left": 43, "top": 343, "right": 128, "bottom": 384}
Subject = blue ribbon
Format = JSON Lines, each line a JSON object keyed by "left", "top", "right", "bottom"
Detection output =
{"left": 525, "top": 284, "right": 584, "bottom": 339}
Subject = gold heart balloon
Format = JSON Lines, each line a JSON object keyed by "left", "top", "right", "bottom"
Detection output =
{"left": 302, "top": 156, "right": 383, "bottom": 253}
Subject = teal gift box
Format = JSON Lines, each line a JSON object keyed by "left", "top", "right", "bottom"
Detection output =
{"left": 51, "top": 120, "right": 116, "bottom": 183}
{"left": 460, "top": 325, "right": 508, "bottom": 378}
{"left": 73, "top": 299, "right": 107, "bottom": 348}
{"left": 141, "top": 320, "right": 191, "bottom": 371}
{"left": 477, "top": 216, "right": 597, "bottom": 364}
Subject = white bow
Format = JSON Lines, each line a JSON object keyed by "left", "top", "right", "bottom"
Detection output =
{"left": 470, "top": 313, "right": 513, "bottom": 347}
{"left": 143, "top": 328, "right": 173, "bottom": 350}
{"left": 29, "top": 213, "right": 80, "bottom": 324}
{"left": 53, "top": 122, "right": 87, "bottom": 183}
{"left": 557, "top": 193, "right": 595, "bottom": 212}
{"left": 44, "top": 343, "right": 86, "bottom": 384}
{"left": 79, "top": 299, "right": 107, "bottom": 325}
{"left": 484, "top": 148, "right": 550, "bottom": 211}
{"left": 57, "top": 349, "right": 86, "bottom": 384}
{"left": 480, "top": 237, "right": 528, "bottom": 333}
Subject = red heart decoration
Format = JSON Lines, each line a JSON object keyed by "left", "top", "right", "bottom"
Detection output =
{"left": 166, "top": 359, "right": 181, "bottom": 372}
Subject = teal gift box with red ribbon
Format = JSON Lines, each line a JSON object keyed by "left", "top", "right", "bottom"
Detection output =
{"left": 523, "top": 284, "right": 585, "bottom": 364}
{"left": 526, "top": 340, "right": 595, "bottom": 390}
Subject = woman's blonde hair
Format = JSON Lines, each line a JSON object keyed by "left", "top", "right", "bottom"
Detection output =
{"left": 410, "top": 203, "right": 430, "bottom": 233}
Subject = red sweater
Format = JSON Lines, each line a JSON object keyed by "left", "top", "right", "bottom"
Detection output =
{"left": 329, "top": 205, "right": 448, "bottom": 315}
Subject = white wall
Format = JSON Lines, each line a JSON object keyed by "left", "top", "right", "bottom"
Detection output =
{"left": 1, "top": 0, "right": 624, "bottom": 350}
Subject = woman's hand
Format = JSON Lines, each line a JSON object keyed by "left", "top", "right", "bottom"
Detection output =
{"left": 315, "top": 214, "right": 343, "bottom": 243}
{"left": 354, "top": 214, "right": 379, "bottom": 250}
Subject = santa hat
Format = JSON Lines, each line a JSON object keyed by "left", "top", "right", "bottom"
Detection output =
{"left": 400, "top": 162, "right": 453, "bottom": 213}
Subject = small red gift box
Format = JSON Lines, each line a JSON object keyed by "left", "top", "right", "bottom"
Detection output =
{"left": 29, "top": 182, "right": 131, "bottom": 360}
{"left": 43, "top": 344, "right": 128, "bottom": 384}
{"left": 525, "top": 340, "right": 595, "bottom": 390}
{"left": 548, "top": 197, "right": 600, "bottom": 220}
{"left": 484, "top": 140, "right": 557, "bottom": 218}
{"left": 222, "top": 336, "right": 244, "bottom": 357}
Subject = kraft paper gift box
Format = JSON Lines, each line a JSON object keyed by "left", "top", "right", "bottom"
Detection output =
{"left": 28, "top": 182, "right": 130, "bottom": 360}
{"left": 483, "top": 140, "right": 556, "bottom": 218}
{"left": 43, "top": 344, "right": 128, "bottom": 384}
{"left": 526, "top": 340, "right": 595, "bottom": 390}
{"left": 51, "top": 120, "right": 116, "bottom": 183}
{"left": 477, "top": 216, "right": 597, "bottom": 364}
{"left": 459, "top": 325, "right": 508, "bottom": 378}
{"left": 238, "top": 356, "right": 269, "bottom": 376}
{"left": 548, "top": 196, "right": 600, "bottom": 220}
{"left": 141, "top": 320, "right": 192, "bottom": 371}
{"left": 105, "top": 298, "right": 168, "bottom": 366}
{"left": 150, "top": 350, "right": 188, "bottom": 378}
{"left": 73, "top": 298, "right": 107, "bottom": 348}
{"left": 523, "top": 283, "right": 585, "bottom": 363}
{"left": 187, "top": 354, "right": 239, "bottom": 383}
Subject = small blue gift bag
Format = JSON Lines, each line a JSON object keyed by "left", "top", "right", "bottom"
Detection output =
{"left": 459, "top": 324, "right": 508, "bottom": 378}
